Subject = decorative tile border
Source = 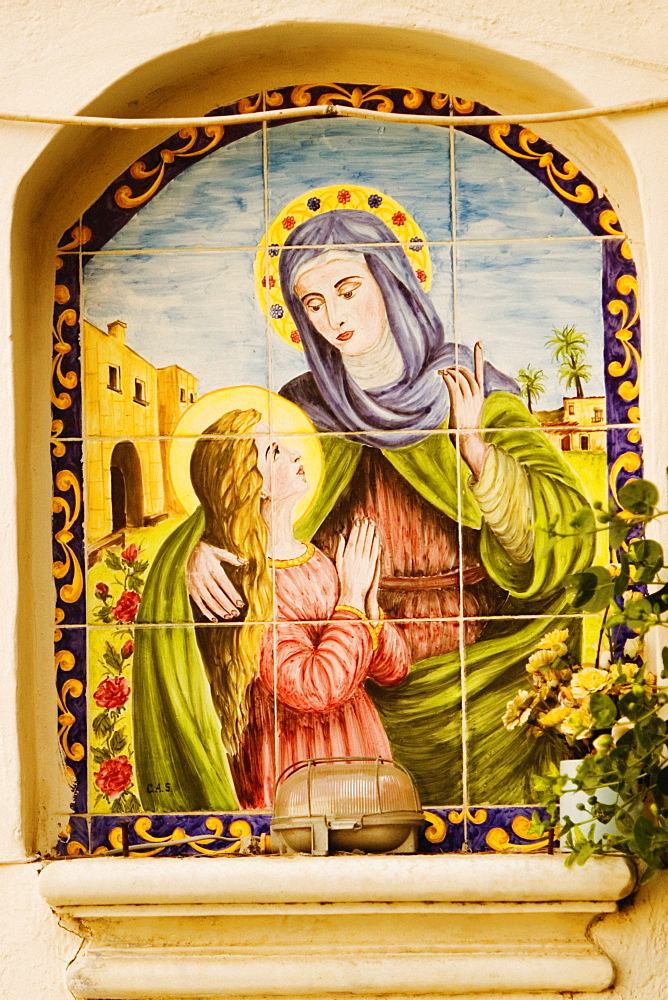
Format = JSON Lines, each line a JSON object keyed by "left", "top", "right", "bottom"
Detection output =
{"left": 51, "top": 83, "right": 643, "bottom": 843}
{"left": 55, "top": 815, "right": 89, "bottom": 857}
{"left": 86, "top": 807, "right": 551, "bottom": 856}
{"left": 54, "top": 626, "right": 87, "bottom": 812}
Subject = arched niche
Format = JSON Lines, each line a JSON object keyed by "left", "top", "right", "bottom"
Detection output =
{"left": 41, "top": 80, "right": 643, "bottom": 854}
{"left": 6, "top": 28, "right": 643, "bottom": 852}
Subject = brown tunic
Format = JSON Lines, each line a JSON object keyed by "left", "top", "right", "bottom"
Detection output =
{"left": 313, "top": 448, "right": 508, "bottom": 662}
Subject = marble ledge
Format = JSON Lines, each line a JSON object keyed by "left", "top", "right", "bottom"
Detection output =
{"left": 39, "top": 854, "right": 636, "bottom": 1000}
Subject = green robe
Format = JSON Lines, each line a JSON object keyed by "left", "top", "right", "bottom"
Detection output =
{"left": 132, "top": 392, "right": 593, "bottom": 810}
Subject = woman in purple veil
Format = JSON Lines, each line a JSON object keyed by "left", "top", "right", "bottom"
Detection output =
{"left": 185, "top": 208, "right": 593, "bottom": 804}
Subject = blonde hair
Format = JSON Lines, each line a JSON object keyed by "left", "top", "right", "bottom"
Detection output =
{"left": 190, "top": 408, "right": 272, "bottom": 753}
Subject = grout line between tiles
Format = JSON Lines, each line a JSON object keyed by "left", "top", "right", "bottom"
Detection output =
{"left": 66, "top": 422, "right": 640, "bottom": 444}
{"left": 262, "top": 104, "right": 281, "bottom": 788}
{"left": 67, "top": 233, "right": 631, "bottom": 256}
{"left": 78, "top": 211, "right": 91, "bottom": 812}
{"left": 74, "top": 610, "right": 609, "bottom": 629}
{"left": 450, "top": 114, "right": 470, "bottom": 851}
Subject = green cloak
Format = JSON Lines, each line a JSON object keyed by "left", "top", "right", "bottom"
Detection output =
{"left": 133, "top": 392, "right": 593, "bottom": 810}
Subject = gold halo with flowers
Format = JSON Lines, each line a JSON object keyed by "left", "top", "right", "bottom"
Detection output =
{"left": 255, "top": 185, "right": 432, "bottom": 351}
{"left": 168, "top": 385, "right": 324, "bottom": 524}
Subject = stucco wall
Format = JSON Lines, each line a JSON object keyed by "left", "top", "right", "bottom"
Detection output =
{"left": 1, "top": 1, "right": 667, "bottom": 996}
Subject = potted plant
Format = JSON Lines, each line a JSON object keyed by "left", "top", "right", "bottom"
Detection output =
{"left": 503, "top": 478, "right": 668, "bottom": 881}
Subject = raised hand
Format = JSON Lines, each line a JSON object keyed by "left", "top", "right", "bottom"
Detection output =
{"left": 440, "top": 341, "right": 490, "bottom": 480}
{"left": 186, "top": 541, "right": 247, "bottom": 621}
{"left": 335, "top": 517, "right": 381, "bottom": 615}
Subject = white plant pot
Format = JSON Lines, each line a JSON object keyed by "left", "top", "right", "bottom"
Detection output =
{"left": 559, "top": 758, "right": 621, "bottom": 847}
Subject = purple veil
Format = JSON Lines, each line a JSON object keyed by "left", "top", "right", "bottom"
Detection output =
{"left": 279, "top": 210, "right": 518, "bottom": 449}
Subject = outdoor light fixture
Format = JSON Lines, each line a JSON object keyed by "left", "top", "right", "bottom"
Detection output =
{"left": 270, "top": 757, "right": 424, "bottom": 855}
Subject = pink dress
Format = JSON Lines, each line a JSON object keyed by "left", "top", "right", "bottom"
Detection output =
{"left": 230, "top": 546, "right": 410, "bottom": 809}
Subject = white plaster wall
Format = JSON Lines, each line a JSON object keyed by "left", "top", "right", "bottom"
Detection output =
{"left": 0, "top": 0, "right": 667, "bottom": 996}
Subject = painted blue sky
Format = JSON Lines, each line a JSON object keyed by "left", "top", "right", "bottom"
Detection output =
{"left": 83, "top": 118, "right": 605, "bottom": 410}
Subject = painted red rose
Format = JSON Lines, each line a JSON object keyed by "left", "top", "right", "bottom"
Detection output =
{"left": 121, "top": 544, "right": 138, "bottom": 563}
{"left": 392, "top": 211, "right": 407, "bottom": 226}
{"left": 337, "top": 189, "right": 351, "bottom": 204}
{"left": 282, "top": 216, "right": 296, "bottom": 231}
{"left": 121, "top": 639, "right": 134, "bottom": 659}
{"left": 417, "top": 269, "right": 427, "bottom": 284}
{"left": 112, "top": 590, "right": 141, "bottom": 623}
{"left": 94, "top": 755, "right": 133, "bottom": 799}
{"left": 93, "top": 676, "right": 130, "bottom": 710}
{"left": 95, "top": 582, "right": 109, "bottom": 598}
{"left": 290, "top": 331, "right": 301, "bottom": 344}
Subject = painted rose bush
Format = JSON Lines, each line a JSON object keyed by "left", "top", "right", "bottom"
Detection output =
{"left": 91, "top": 543, "right": 147, "bottom": 813}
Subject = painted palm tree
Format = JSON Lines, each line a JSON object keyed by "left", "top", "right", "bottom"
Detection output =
{"left": 546, "top": 325, "right": 591, "bottom": 398}
{"left": 516, "top": 365, "right": 547, "bottom": 414}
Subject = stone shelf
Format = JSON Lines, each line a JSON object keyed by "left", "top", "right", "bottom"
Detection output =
{"left": 39, "top": 853, "right": 637, "bottom": 999}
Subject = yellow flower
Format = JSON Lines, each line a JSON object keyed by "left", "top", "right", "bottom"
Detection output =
{"left": 561, "top": 706, "right": 595, "bottom": 740}
{"left": 537, "top": 706, "right": 570, "bottom": 729}
{"left": 536, "top": 628, "right": 569, "bottom": 658}
{"left": 616, "top": 662, "right": 639, "bottom": 685}
{"left": 502, "top": 690, "right": 535, "bottom": 731}
{"left": 526, "top": 648, "right": 557, "bottom": 672}
{"left": 571, "top": 666, "right": 612, "bottom": 700}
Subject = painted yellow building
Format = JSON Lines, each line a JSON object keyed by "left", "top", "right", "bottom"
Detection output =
{"left": 83, "top": 319, "right": 198, "bottom": 546}
{"left": 543, "top": 396, "right": 607, "bottom": 452}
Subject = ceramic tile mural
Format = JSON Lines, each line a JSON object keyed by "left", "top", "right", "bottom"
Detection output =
{"left": 52, "top": 84, "right": 642, "bottom": 856}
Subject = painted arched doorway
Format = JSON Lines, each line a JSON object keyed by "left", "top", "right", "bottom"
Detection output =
{"left": 110, "top": 440, "right": 143, "bottom": 532}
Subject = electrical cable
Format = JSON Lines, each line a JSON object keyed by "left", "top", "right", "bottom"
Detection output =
{"left": 0, "top": 95, "right": 666, "bottom": 130}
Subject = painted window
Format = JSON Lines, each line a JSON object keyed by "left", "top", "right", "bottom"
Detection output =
{"left": 52, "top": 85, "right": 641, "bottom": 857}
{"left": 107, "top": 364, "right": 121, "bottom": 392}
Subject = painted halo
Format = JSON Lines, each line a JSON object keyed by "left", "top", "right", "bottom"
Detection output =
{"left": 168, "top": 386, "right": 324, "bottom": 523}
{"left": 255, "top": 185, "right": 432, "bottom": 350}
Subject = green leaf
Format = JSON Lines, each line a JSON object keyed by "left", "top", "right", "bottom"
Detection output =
{"left": 619, "top": 688, "right": 647, "bottom": 721}
{"left": 570, "top": 507, "right": 596, "bottom": 533}
{"left": 618, "top": 479, "right": 659, "bottom": 517}
{"left": 120, "top": 791, "right": 141, "bottom": 812}
{"left": 103, "top": 642, "right": 123, "bottom": 671}
{"left": 613, "top": 555, "right": 631, "bottom": 596}
{"left": 609, "top": 515, "right": 632, "bottom": 549}
{"left": 133, "top": 559, "right": 149, "bottom": 574}
{"left": 576, "top": 842, "right": 596, "bottom": 866}
{"left": 629, "top": 539, "right": 664, "bottom": 583}
{"left": 565, "top": 567, "right": 615, "bottom": 613}
{"left": 109, "top": 730, "right": 127, "bottom": 755}
{"left": 125, "top": 574, "right": 145, "bottom": 593}
{"left": 632, "top": 815, "right": 656, "bottom": 858}
{"left": 91, "top": 746, "right": 112, "bottom": 764}
{"left": 623, "top": 597, "right": 653, "bottom": 629}
{"left": 110, "top": 797, "right": 125, "bottom": 813}
{"left": 589, "top": 692, "right": 618, "bottom": 729}
{"left": 104, "top": 551, "right": 123, "bottom": 571}
{"left": 92, "top": 711, "right": 114, "bottom": 739}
